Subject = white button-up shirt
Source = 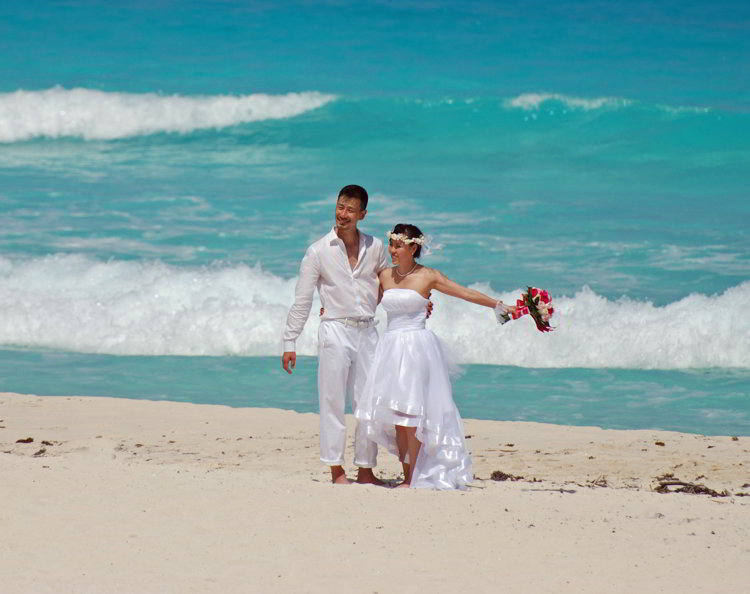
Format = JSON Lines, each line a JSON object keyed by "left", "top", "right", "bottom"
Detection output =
{"left": 283, "top": 227, "right": 388, "bottom": 352}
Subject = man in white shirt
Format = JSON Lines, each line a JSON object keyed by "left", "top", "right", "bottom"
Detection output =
{"left": 282, "top": 185, "right": 388, "bottom": 485}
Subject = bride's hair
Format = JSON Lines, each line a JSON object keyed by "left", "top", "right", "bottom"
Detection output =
{"left": 391, "top": 223, "right": 424, "bottom": 258}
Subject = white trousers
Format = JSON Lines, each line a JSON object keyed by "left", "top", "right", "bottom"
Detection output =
{"left": 317, "top": 320, "right": 379, "bottom": 467}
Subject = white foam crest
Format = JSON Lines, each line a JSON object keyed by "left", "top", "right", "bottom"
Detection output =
{"left": 0, "top": 254, "right": 320, "bottom": 356}
{"left": 505, "top": 92, "right": 630, "bottom": 111}
{"left": 431, "top": 282, "right": 750, "bottom": 369}
{"left": 1, "top": 254, "right": 748, "bottom": 368}
{"left": 0, "top": 87, "right": 336, "bottom": 142}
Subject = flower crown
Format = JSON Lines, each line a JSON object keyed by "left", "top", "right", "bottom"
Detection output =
{"left": 386, "top": 231, "right": 426, "bottom": 245}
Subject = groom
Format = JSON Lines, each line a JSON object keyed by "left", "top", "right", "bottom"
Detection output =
{"left": 282, "top": 185, "right": 387, "bottom": 485}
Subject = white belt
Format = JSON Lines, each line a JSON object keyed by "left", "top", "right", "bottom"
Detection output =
{"left": 333, "top": 317, "right": 377, "bottom": 329}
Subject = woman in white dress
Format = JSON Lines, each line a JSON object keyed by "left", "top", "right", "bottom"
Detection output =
{"left": 354, "top": 224, "right": 516, "bottom": 489}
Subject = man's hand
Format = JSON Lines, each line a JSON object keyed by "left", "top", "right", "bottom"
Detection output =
{"left": 426, "top": 292, "right": 434, "bottom": 319}
{"left": 282, "top": 351, "right": 296, "bottom": 374}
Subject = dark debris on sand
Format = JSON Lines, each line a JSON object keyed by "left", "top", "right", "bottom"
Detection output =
{"left": 587, "top": 476, "right": 609, "bottom": 488}
{"left": 489, "top": 470, "right": 525, "bottom": 482}
{"left": 653, "top": 473, "right": 729, "bottom": 497}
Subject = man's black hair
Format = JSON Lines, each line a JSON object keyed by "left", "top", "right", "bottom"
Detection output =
{"left": 338, "top": 184, "right": 368, "bottom": 210}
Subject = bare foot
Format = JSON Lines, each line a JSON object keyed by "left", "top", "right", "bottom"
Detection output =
{"left": 395, "top": 482, "right": 411, "bottom": 489}
{"left": 331, "top": 465, "right": 351, "bottom": 485}
{"left": 356, "top": 468, "right": 387, "bottom": 486}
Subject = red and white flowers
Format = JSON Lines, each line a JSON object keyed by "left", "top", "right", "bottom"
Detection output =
{"left": 496, "top": 287, "right": 555, "bottom": 332}
{"left": 513, "top": 287, "right": 555, "bottom": 332}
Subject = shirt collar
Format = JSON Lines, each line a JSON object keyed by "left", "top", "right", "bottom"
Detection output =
{"left": 329, "top": 226, "right": 366, "bottom": 248}
{"left": 326, "top": 226, "right": 339, "bottom": 245}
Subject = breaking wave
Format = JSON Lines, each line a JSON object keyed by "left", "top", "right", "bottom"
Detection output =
{"left": 1, "top": 254, "right": 748, "bottom": 369}
{"left": 0, "top": 87, "right": 336, "bottom": 141}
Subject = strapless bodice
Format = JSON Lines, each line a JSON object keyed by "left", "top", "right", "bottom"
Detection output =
{"left": 381, "top": 288, "right": 427, "bottom": 332}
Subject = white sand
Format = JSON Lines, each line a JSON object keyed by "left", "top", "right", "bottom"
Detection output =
{"left": 1, "top": 391, "right": 748, "bottom": 593}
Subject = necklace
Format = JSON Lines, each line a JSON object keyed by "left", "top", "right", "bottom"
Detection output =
{"left": 394, "top": 262, "right": 418, "bottom": 277}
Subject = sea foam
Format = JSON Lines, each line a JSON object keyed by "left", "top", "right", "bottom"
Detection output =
{"left": 0, "top": 87, "right": 336, "bottom": 142}
{"left": 1, "top": 255, "right": 748, "bottom": 369}
{"left": 504, "top": 93, "right": 630, "bottom": 111}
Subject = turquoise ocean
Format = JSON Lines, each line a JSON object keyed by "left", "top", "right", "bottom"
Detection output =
{"left": 1, "top": 0, "right": 749, "bottom": 435}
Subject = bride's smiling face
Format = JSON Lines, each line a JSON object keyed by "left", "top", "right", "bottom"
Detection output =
{"left": 388, "top": 239, "right": 417, "bottom": 265}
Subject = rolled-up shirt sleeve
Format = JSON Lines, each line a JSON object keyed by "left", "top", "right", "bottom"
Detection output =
{"left": 282, "top": 246, "right": 321, "bottom": 352}
{"left": 377, "top": 241, "right": 388, "bottom": 272}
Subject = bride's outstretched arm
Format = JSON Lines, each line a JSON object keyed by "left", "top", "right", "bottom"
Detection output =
{"left": 429, "top": 269, "right": 514, "bottom": 312}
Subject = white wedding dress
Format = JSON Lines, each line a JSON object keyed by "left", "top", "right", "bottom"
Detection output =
{"left": 354, "top": 288, "right": 472, "bottom": 489}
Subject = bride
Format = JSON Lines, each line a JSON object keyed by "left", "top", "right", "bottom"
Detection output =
{"left": 354, "top": 223, "right": 516, "bottom": 489}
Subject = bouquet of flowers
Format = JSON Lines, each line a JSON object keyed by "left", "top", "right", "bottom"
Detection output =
{"left": 495, "top": 287, "right": 555, "bottom": 332}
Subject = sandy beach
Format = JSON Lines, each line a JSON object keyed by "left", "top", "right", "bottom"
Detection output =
{"left": 1, "top": 391, "right": 748, "bottom": 593}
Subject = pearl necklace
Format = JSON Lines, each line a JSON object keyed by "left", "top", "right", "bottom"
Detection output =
{"left": 394, "top": 262, "right": 419, "bottom": 277}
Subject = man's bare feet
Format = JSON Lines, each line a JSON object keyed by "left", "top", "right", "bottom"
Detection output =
{"left": 356, "top": 467, "right": 387, "bottom": 486}
{"left": 395, "top": 482, "right": 411, "bottom": 489}
{"left": 331, "top": 465, "right": 351, "bottom": 485}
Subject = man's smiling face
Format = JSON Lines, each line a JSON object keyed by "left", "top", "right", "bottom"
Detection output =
{"left": 334, "top": 195, "right": 366, "bottom": 231}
